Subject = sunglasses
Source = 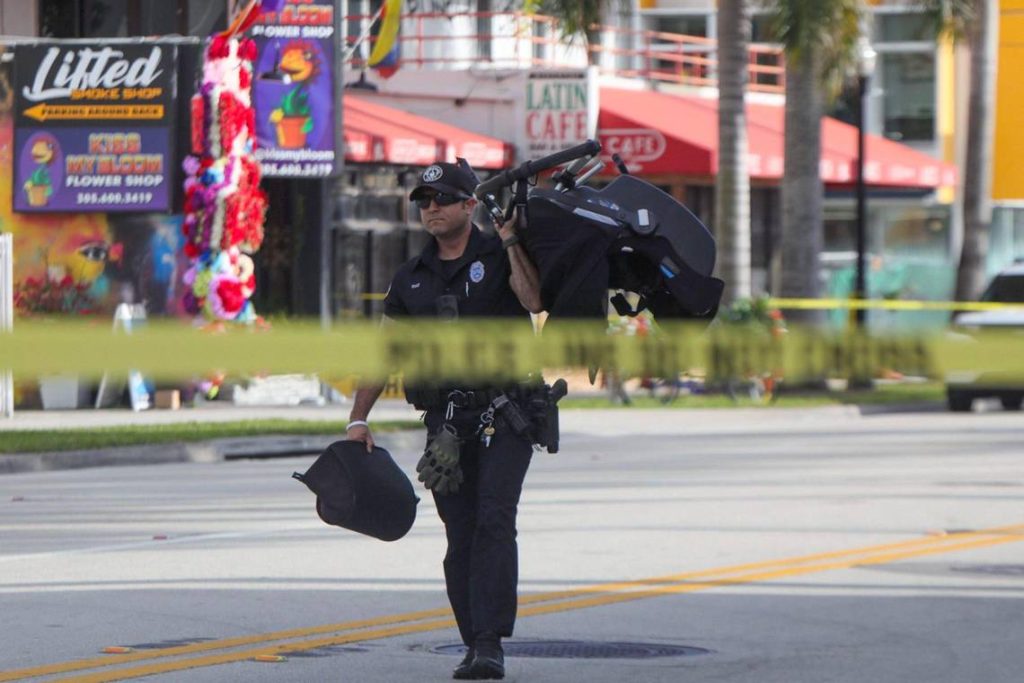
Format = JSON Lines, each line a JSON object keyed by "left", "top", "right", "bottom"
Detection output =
{"left": 415, "top": 192, "right": 467, "bottom": 210}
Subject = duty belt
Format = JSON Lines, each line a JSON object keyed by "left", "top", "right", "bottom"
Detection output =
{"left": 408, "top": 386, "right": 532, "bottom": 411}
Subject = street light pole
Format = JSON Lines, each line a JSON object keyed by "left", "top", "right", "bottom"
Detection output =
{"left": 854, "top": 38, "right": 876, "bottom": 329}
{"left": 854, "top": 72, "right": 868, "bottom": 327}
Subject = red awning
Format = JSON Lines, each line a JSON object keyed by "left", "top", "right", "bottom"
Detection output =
{"left": 598, "top": 87, "right": 956, "bottom": 189}
{"left": 342, "top": 95, "right": 512, "bottom": 169}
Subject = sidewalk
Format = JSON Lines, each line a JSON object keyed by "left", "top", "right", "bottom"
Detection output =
{"left": 0, "top": 399, "right": 424, "bottom": 475}
{"left": 0, "top": 399, "right": 421, "bottom": 431}
{"left": 0, "top": 398, "right": 945, "bottom": 475}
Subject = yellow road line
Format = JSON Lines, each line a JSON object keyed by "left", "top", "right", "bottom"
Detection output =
{"left": 56, "top": 529, "right": 1024, "bottom": 683}
{"left": 0, "top": 607, "right": 455, "bottom": 682}
{"left": 1, "top": 530, "right": 982, "bottom": 681}
{"left": 4, "top": 525, "right": 1022, "bottom": 682}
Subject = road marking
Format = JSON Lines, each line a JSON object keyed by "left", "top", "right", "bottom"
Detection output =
{"left": 3, "top": 524, "right": 1022, "bottom": 682}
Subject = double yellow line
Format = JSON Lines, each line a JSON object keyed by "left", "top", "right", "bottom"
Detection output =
{"left": 4, "top": 524, "right": 1022, "bottom": 682}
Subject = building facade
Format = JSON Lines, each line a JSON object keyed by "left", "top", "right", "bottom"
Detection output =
{"left": 643, "top": 0, "right": 1024, "bottom": 290}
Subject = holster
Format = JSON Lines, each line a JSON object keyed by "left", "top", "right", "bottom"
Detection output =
{"left": 512, "top": 379, "right": 568, "bottom": 454}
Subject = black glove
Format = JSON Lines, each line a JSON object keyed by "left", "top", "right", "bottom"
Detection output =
{"left": 416, "top": 423, "right": 463, "bottom": 495}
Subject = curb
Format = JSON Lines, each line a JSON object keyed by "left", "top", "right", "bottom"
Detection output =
{"left": 856, "top": 401, "right": 945, "bottom": 416}
{"left": 0, "top": 429, "right": 428, "bottom": 475}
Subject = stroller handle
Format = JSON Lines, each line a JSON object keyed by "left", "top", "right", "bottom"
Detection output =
{"left": 474, "top": 140, "right": 602, "bottom": 198}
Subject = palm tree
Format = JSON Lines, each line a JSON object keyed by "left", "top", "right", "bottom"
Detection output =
{"left": 951, "top": 0, "right": 996, "bottom": 301}
{"left": 763, "top": 0, "right": 862, "bottom": 322}
{"left": 715, "top": 0, "right": 752, "bottom": 305}
{"left": 525, "top": 0, "right": 615, "bottom": 65}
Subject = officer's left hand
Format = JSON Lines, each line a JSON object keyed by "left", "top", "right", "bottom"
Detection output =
{"left": 496, "top": 209, "right": 518, "bottom": 242}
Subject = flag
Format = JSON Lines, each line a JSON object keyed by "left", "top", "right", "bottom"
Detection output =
{"left": 367, "top": 0, "right": 402, "bottom": 79}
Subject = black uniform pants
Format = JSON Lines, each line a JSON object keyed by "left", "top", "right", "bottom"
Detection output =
{"left": 425, "top": 409, "right": 533, "bottom": 646}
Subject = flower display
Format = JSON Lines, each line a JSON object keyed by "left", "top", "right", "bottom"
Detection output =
{"left": 182, "top": 35, "right": 268, "bottom": 322}
{"left": 13, "top": 276, "right": 95, "bottom": 315}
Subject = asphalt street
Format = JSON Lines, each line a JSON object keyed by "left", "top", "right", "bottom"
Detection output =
{"left": 1, "top": 407, "right": 1023, "bottom": 682}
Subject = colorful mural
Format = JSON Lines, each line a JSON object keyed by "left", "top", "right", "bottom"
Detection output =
{"left": 0, "top": 52, "right": 188, "bottom": 318}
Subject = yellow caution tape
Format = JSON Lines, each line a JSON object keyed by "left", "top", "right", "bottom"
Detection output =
{"left": 2, "top": 319, "right": 1023, "bottom": 383}
{"left": 358, "top": 295, "right": 1023, "bottom": 311}
{"left": 768, "top": 297, "right": 1024, "bottom": 312}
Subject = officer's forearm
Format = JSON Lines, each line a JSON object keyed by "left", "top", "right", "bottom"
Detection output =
{"left": 507, "top": 244, "right": 543, "bottom": 313}
{"left": 350, "top": 384, "right": 385, "bottom": 422}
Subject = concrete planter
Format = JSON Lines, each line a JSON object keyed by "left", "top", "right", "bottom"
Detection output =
{"left": 39, "top": 376, "right": 88, "bottom": 410}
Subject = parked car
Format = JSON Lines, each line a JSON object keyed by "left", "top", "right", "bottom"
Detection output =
{"left": 946, "top": 261, "right": 1024, "bottom": 412}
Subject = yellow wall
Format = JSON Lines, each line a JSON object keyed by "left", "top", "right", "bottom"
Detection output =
{"left": 993, "top": 1, "right": 1024, "bottom": 200}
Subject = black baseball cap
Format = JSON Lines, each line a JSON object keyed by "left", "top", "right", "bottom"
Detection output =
{"left": 409, "top": 162, "right": 476, "bottom": 201}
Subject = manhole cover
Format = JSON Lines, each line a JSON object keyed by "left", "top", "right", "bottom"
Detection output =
{"left": 432, "top": 640, "right": 710, "bottom": 659}
{"left": 951, "top": 564, "right": 1024, "bottom": 577}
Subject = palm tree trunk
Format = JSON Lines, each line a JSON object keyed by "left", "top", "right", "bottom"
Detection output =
{"left": 715, "top": 0, "right": 752, "bottom": 304}
{"left": 955, "top": 0, "right": 998, "bottom": 301}
{"left": 778, "top": 46, "right": 825, "bottom": 323}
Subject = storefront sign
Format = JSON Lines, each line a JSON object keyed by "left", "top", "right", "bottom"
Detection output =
{"left": 599, "top": 128, "right": 667, "bottom": 172}
{"left": 515, "top": 69, "right": 598, "bottom": 161}
{"left": 12, "top": 41, "right": 178, "bottom": 213}
{"left": 251, "top": 0, "right": 341, "bottom": 178}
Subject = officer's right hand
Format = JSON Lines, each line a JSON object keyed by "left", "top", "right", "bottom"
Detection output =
{"left": 346, "top": 424, "right": 375, "bottom": 453}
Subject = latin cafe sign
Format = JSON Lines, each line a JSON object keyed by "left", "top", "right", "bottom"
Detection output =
{"left": 12, "top": 41, "right": 177, "bottom": 213}
{"left": 515, "top": 69, "right": 598, "bottom": 160}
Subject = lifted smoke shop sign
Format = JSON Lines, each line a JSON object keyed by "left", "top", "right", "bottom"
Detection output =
{"left": 12, "top": 41, "right": 178, "bottom": 213}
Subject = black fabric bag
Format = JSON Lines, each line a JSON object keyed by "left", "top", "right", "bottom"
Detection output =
{"left": 293, "top": 441, "right": 418, "bottom": 542}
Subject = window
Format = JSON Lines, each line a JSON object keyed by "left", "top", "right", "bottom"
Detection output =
{"left": 140, "top": 1, "right": 180, "bottom": 36}
{"left": 40, "top": 0, "right": 77, "bottom": 37}
{"left": 982, "top": 274, "right": 1024, "bottom": 303}
{"left": 83, "top": 0, "right": 128, "bottom": 37}
{"left": 40, "top": 0, "right": 218, "bottom": 38}
{"left": 876, "top": 12, "right": 933, "bottom": 43}
{"left": 750, "top": 13, "right": 773, "bottom": 43}
{"left": 186, "top": 0, "right": 225, "bottom": 36}
{"left": 880, "top": 52, "right": 935, "bottom": 142}
{"left": 882, "top": 206, "right": 949, "bottom": 259}
{"left": 989, "top": 207, "right": 1024, "bottom": 277}
{"left": 651, "top": 15, "right": 707, "bottom": 38}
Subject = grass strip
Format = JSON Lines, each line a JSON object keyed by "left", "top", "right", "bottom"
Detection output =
{"left": 0, "top": 420, "right": 424, "bottom": 454}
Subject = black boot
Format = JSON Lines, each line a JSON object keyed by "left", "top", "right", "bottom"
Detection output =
{"left": 452, "top": 647, "right": 475, "bottom": 680}
{"left": 468, "top": 632, "right": 504, "bottom": 680}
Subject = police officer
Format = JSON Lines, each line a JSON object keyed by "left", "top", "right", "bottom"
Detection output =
{"left": 347, "top": 160, "right": 542, "bottom": 680}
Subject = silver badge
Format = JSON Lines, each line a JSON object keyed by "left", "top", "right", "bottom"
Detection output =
{"left": 422, "top": 165, "right": 443, "bottom": 182}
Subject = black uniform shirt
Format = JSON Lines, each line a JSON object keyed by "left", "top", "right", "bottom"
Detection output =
{"left": 384, "top": 226, "right": 530, "bottom": 321}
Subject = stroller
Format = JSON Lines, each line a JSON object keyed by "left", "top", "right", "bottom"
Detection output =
{"left": 471, "top": 140, "right": 724, "bottom": 323}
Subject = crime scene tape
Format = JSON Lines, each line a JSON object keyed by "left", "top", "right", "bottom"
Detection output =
{"left": 768, "top": 297, "right": 1024, "bottom": 312}
{"left": 1, "top": 319, "right": 1022, "bottom": 383}
{"left": 355, "top": 295, "right": 1024, "bottom": 312}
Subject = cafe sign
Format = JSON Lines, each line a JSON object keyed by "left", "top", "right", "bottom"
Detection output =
{"left": 12, "top": 40, "right": 178, "bottom": 213}
{"left": 515, "top": 69, "right": 598, "bottom": 161}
